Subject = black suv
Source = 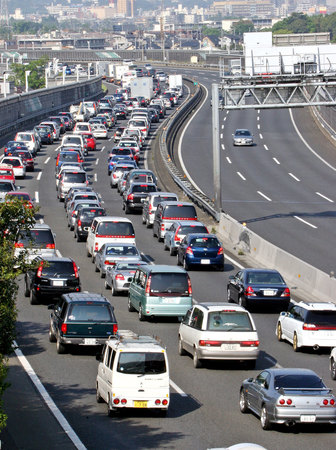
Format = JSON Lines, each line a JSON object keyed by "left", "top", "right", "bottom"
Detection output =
{"left": 74, "top": 207, "right": 106, "bottom": 242}
{"left": 123, "top": 182, "right": 157, "bottom": 214}
{"left": 48, "top": 292, "right": 118, "bottom": 354}
{"left": 24, "top": 256, "right": 81, "bottom": 304}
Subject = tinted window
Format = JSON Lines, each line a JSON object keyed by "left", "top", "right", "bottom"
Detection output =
{"left": 207, "top": 311, "right": 253, "bottom": 331}
{"left": 189, "top": 237, "right": 220, "bottom": 248}
{"left": 64, "top": 137, "right": 81, "bottom": 144}
{"left": 129, "top": 120, "right": 146, "bottom": 127}
{"left": 246, "top": 271, "right": 284, "bottom": 284}
{"left": 63, "top": 173, "right": 86, "bottom": 183}
{"left": 274, "top": 374, "right": 326, "bottom": 390}
{"left": 3, "top": 159, "right": 20, "bottom": 167}
{"left": 59, "top": 153, "right": 78, "bottom": 162}
{"left": 74, "top": 195, "right": 97, "bottom": 202}
{"left": 80, "top": 208, "right": 105, "bottom": 219}
{"left": 106, "top": 245, "right": 138, "bottom": 256}
{"left": 153, "top": 196, "right": 177, "bottom": 207}
{"left": 96, "top": 222, "right": 134, "bottom": 236}
{"left": 7, "top": 193, "right": 30, "bottom": 201}
{"left": 41, "top": 261, "right": 75, "bottom": 276}
{"left": 112, "top": 149, "right": 132, "bottom": 156}
{"left": 18, "top": 230, "right": 54, "bottom": 246}
{"left": 164, "top": 205, "right": 197, "bottom": 219}
{"left": 117, "top": 352, "right": 166, "bottom": 375}
{"left": 0, "top": 182, "right": 13, "bottom": 191}
{"left": 67, "top": 304, "right": 112, "bottom": 322}
{"left": 150, "top": 273, "right": 189, "bottom": 295}
{"left": 132, "top": 185, "right": 156, "bottom": 193}
{"left": 179, "top": 225, "right": 207, "bottom": 235}
{"left": 305, "top": 311, "right": 336, "bottom": 327}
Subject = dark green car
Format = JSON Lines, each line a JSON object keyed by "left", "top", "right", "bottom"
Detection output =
{"left": 48, "top": 292, "right": 118, "bottom": 354}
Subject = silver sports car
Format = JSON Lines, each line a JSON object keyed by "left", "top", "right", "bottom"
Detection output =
{"left": 239, "top": 368, "right": 336, "bottom": 430}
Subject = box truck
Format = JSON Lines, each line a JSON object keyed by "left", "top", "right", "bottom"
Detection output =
{"left": 130, "top": 77, "right": 154, "bottom": 102}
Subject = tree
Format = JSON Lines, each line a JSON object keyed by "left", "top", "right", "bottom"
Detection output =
{"left": 10, "top": 57, "right": 49, "bottom": 90}
{"left": 0, "top": 199, "right": 38, "bottom": 431}
{"left": 231, "top": 20, "right": 255, "bottom": 35}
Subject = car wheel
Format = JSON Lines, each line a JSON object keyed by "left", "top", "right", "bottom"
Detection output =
{"left": 111, "top": 283, "right": 117, "bottom": 296}
{"left": 183, "top": 258, "right": 189, "bottom": 271}
{"left": 277, "top": 323, "right": 283, "bottom": 342}
{"left": 153, "top": 227, "right": 157, "bottom": 238}
{"left": 227, "top": 287, "right": 232, "bottom": 302}
{"left": 104, "top": 280, "right": 110, "bottom": 290}
{"left": 128, "top": 297, "right": 135, "bottom": 312}
{"left": 178, "top": 337, "right": 186, "bottom": 356}
{"left": 56, "top": 339, "right": 67, "bottom": 354}
{"left": 125, "top": 205, "right": 130, "bottom": 214}
{"left": 30, "top": 290, "right": 39, "bottom": 305}
{"left": 107, "top": 394, "right": 114, "bottom": 417}
{"left": 92, "top": 255, "right": 96, "bottom": 264}
{"left": 330, "top": 358, "right": 336, "bottom": 380}
{"left": 87, "top": 249, "right": 91, "bottom": 257}
{"left": 193, "top": 348, "right": 201, "bottom": 368}
{"left": 76, "top": 233, "right": 82, "bottom": 243}
{"left": 100, "top": 268, "right": 105, "bottom": 279}
{"left": 138, "top": 305, "right": 145, "bottom": 321}
{"left": 95, "top": 383, "right": 104, "bottom": 404}
{"left": 293, "top": 332, "right": 299, "bottom": 352}
{"left": 95, "top": 263, "right": 99, "bottom": 272}
{"left": 157, "top": 234, "right": 162, "bottom": 242}
{"left": 48, "top": 327, "right": 56, "bottom": 343}
{"left": 260, "top": 405, "right": 271, "bottom": 430}
{"left": 238, "top": 295, "right": 247, "bottom": 308}
{"left": 239, "top": 390, "right": 249, "bottom": 413}
{"left": 176, "top": 253, "right": 181, "bottom": 266}
{"left": 146, "top": 218, "right": 152, "bottom": 229}
{"left": 24, "top": 281, "right": 30, "bottom": 298}
{"left": 163, "top": 242, "right": 168, "bottom": 251}
{"left": 169, "top": 246, "right": 176, "bottom": 256}
{"left": 142, "top": 215, "right": 146, "bottom": 224}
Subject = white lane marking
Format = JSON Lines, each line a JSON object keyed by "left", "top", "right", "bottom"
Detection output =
{"left": 221, "top": 124, "right": 224, "bottom": 129}
{"left": 101, "top": 146, "right": 105, "bottom": 152}
{"left": 109, "top": 137, "right": 113, "bottom": 141}
{"left": 257, "top": 124, "right": 260, "bottom": 130}
{"left": 259, "top": 133, "right": 263, "bottom": 140}
{"left": 224, "top": 116, "right": 227, "bottom": 121}
{"left": 264, "top": 355, "right": 283, "bottom": 369}
{"left": 220, "top": 133, "right": 223, "bottom": 139}
{"left": 94, "top": 173, "right": 97, "bottom": 182}
{"left": 226, "top": 111, "right": 229, "bottom": 115}
{"left": 226, "top": 157, "right": 232, "bottom": 164}
{"left": 257, "top": 109, "right": 260, "bottom": 114}
{"left": 221, "top": 144, "right": 225, "bottom": 150}
{"left": 264, "top": 144, "right": 269, "bottom": 151}
{"left": 294, "top": 215, "right": 317, "bottom": 229}
{"left": 56, "top": 249, "right": 62, "bottom": 257}
{"left": 257, "top": 191, "right": 272, "bottom": 201}
{"left": 316, "top": 192, "right": 334, "bottom": 203}
{"left": 95, "top": 158, "right": 99, "bottom": 165}
{"left": 289, "top": 109, "right": 336, "bottom": 172}
{"left": 35, "top": 191, "right": 39, "bottom": 203}
{"left": 37, "top": 172, "right": 42, "bottom": 181}
{"left": 178, "top": 83, "right": 207, "bottom": 195}
{"left": 225, "top": 253, "right": 244, "bottom": 270}
{"left": 273, "top": 157, "right": 280, "bottom": 165}
{"left": 44, "top": 157, "right": 50, "bottom": 164}
{"left": 13, "top": 342, "right": 86, "bottom": 450}
{"left": 288, "top": 173, "right": 300, "bottom": 181}
{"left": 170, "top": 380, "right": 188, "bottom": 397}
{"left": 257, "top": 116, "right": 260, "bottom": 121}
{"left": 237, "top": 172, "right": 246, "bottom": 181}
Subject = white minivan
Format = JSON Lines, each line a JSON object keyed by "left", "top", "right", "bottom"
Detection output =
{"left": 96, "top": 330, "right": 170, "bottom": 416}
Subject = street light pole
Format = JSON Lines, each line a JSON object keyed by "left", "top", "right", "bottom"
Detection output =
{"left": 25, "top": 70, "right": 31, "bottom": 93}
{"left": 212, "top": 83, "right": 222, "bottom": 215}
{"left": 3, "top": 73, "right": 9, "bottom": 98}
{"left": 45, "top": 68, "right": 48, "bottom": 88}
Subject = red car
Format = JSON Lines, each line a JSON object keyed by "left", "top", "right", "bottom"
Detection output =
{"left": 81, "top": 133, "right": 96, "bottom": 151}
{"left": 13, "top": 150, "right": 34, "bottom": 172}
{"left": 6, "top": 191, "right": 34, "bottom": 209}
{"left": 0, "top": 164, "right": 15, "bottom": 183}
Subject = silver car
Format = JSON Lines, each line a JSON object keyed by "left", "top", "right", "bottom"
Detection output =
{"left": 110, "top": 163, "right": 134, "bottom": 188}
{"left": 142, "top": 192, "right": 178, "bottom": 228}
{"left": 240, "top": 368, "right": 336, "bottom": 430}
{"left": 94, "top": 243, "right": 141, "bottom": 278}
{"left": 105, "top": 260, "right": 148, "bottom": 296}
{"left": 232, "top": 129, "right": 254, "bottom": 146}
{"left": 163, "top": 220, "right": 208, "bottom": 256}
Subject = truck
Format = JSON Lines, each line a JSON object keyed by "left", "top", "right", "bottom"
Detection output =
{"left": 130, "top": 77, "right": 154, "bottom": 102}
{"left": 168, "top": 74, "right": 183, "bottom": 90}
{"left": 96, "top": 61, "right": 109, "bottom": 79}
{"left": 229, "top": 59, "right": 242, "bottom": 76}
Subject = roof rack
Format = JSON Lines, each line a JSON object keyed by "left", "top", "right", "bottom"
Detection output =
{"left": 107, "top": 330, "right": 164, "bottom": 347}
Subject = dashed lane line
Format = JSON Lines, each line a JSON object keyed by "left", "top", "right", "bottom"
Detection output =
{"left": 316, "top": 192, "right": 333, "bottom": 203}
{"left": 37, "top": 172, "right": 42, "bottom": 181}
{"left": 44, "top": 157, "right": 50, "bottom": 164}
{"left": 288, "top": 173, "right": 300, "bottom": 182}
{"left": 294, "top": 216, "right": 317, "bottom": 229}
{"left": 257, "top": 191, "right": 272, "bottom": 202}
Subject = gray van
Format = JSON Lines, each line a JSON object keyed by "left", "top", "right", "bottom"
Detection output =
{"left": 57, "top": 170, "right": 89, "bottom": 201}
{"left": 152, "top": 201, "right": 197, "bottom": 241}
{"left": 142, "top": 192, "right": 178, "bottom": 228}
{"left": 128, "top": 265, "right": 193, "bottom": 321}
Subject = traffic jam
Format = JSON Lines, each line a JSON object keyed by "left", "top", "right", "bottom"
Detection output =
{"left": 2, "top": 65, "right": 336, "bottom": 434}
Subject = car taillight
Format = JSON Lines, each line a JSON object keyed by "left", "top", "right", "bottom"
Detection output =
{"left": 187, "top": 277, "right": 192, "bottom": 295}
{"left": 121, "top": 398, "right": 127, "bottom": 405}
{"left": 115, "top": 274, "right": 125, "bottom": 280}
{"left": 127, "top": 194, "right": 134, "bottom": 200}
{"left": 46, "top": 244, "right": 55, "bottom": 249}
{"left": 279, "top": 398, "right": 293, "bottom": 406}
{"left": 104, "top": 260, "right": 116, "bottom": 266}
{"left": 113, "top": 398, "right": 120, "bottom": 405}
{"left": 162, "top": 399, "right": 168, "bottom": 406}
{"left": 240, "top": 341, "right": 259, "bottom": 347}
{"left": 71, "top": 211, "right": 76, "bottom": 217}
{"left": 302, "top": 323, "right": 316, "bottom": 330}
{"left": 73, "top": 262, "right": 79, "bottom": 278}
{"left": 113, "top": 174, "right": 118, "bottom": 178}
{"left": 199, "top": 340, "right": 221, "bottom": 347}
{"left": 245, "top": 286, "right": 256, "bottom": 297}
{"left": 94, "top": 243, "right": 99, "bottom": 251}
{"left": 160, "top": 224, "right": 165, "bottom": 231}
{"left": 281, "top": 287, "right": 290, "bottom": 297}
{"left": 141, "top": 129, "right": 147, "bottom": 132}
{"left": 145, "top": 275, "right": 151, "bottom": 294}
{"left": 217, "top": 247, "right": 223, "bottom": 255}
{"left": 37, "top": 262, "right": 43, "bottom": 277}
{"left": 113, "top": 324, "right": 118, "bottom": 334}
{"left": 148, "top": 204, "right": 152, "bottom": 213}
{"left": 77, "top": 219, "right": 82, "bottom": 228}
{"left": 48, "top": 134, "right": 51, "bottom": 138}
{"left": 155, "top": 399, "right": 161, "bottom": 405}
{"left": 174, "top": 232, "right": 181, "bottom": 242}
{"left": 15, "top": 242, "right": 24, "bottom": 248}
{"left": 186, "top": 246, "right": 193, "bottom": 255}
{"left": 61, "top": 323, "right": 67, "bottom": 334}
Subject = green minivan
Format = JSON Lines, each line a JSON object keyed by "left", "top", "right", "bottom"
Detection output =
{"left": 128, "top": 265, "right": 193, "bottom": 321}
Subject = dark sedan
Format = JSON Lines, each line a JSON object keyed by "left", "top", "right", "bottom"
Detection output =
{"left": 240, "top": 368, "right": 336, "bottom": 430}
{"left": 3, "top": 141, "right": 29, "bottom": 157}
{"left": 176, "top": 233, "right": 224, "bottom": 271}
{"left": 123, "top": 182, "right": 157, "bottom": 214}
{"left": 73, "top": 207, "right": 106, "bottom": 242}
{"left": 34, "top": 125, "right": 54, "bottom": 144}
{"left": 227, "top": 268, "right": 290, "bottom": 309}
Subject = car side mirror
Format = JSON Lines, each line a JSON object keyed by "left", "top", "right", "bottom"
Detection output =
{"left": 247, "top": 377, "right": 253, "bottom": 383}
{"left": 48, "top": 304, "right": 55, "bottom": 310}
{"left": 229, "top": 275, "right": 235, "bottom": 280}
{"left": 280, "top": 311, "right": 287, "bottom": 316}
{"left": 96, "top": 352, "right": 103, "bottom": 362}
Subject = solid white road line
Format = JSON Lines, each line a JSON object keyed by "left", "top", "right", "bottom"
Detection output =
{"left": 169, "top": 380, "right": 188, "bottom": 397}
{"left": 257, "top": 109, "right": 260, "bottom": 114}
{"left": 224, "top": 116, "right": 227, "bottom": 121}
{"left": 259, "top": 133, "right": 263, "bottom": 140}
{"left": 226, "top": 157, "right": 232, "bottom": 164}
{"left": 316, "top": 192, "right": 334, "bottom": 203}
{"left": 56, "top": 250, "right": 62, "bottom": 257}
{"left": 37, "top": 172, "right": 42, "bottom": 181}
{"left": 95, "top": 159, "right": 99, "bottom": 165}
{"left": 294, "top": 215, "right": 317, "bottom": 229}
{"left": 237, "top": 172, "right": 246, "bottom": 181}
{"left": 288, "top": 173, "right": 300, "bottom": 181}
{"left": 44, "top": 157, "right": 50, "bottom": 164}
{"left": 273, "top": 157, "right": 280, "bottom": 165}
{"left": 264, "top": 144, "right": 269, "bottom": 151}
{"left": 35, "top": 191, "right": 39, "bottom": 203}
{"left": 101, "top": 146, "right": 105, "bottom": 152}
{"left": 226, "top": 111, "right": 229, "bottom": 115}
{"left": 257, "top": 191, "right": 272, "bottom": 201}
{"left": 13, "top": 342, "right": 86, "bottom": 450}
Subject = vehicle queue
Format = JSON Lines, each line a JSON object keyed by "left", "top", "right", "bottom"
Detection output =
{"left": 2, "top": 69, "right": 336, "bottom": 431}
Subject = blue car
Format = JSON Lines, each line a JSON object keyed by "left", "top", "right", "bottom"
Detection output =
{"left": 176, "top": 233, "right": 224, "bottom": 271}
{"left": 4, "top": 141, "right": 29, "bottom": 157}
{"left": 107, "top": 156, "right": 136, "bottom": 175}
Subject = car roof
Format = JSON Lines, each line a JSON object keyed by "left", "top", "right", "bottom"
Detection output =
{"left": 147, "top": 192, "right": 177, "bottom": 198}
{"left": 94, "top": 216, "right": 133, "bottom": 223}
{"left": 244, "top": 268, "right": 280, "bottom": 274}
{"left": 263, "top": 368, "right": 319, "bottom": 377}
{"left": 293, "top": 301, "right": 336, "bottom": 311}
{"left": 25, "top": 223, "right": 52, "bottom": 230}
{"left": 173, "top": 220, "right": 205, "bottom": 226}
{"left": 138, "top": 264, "right": 187, "bottom": 274}
{"left": 35, "top": 256, "right": 73, "bottom": 263}
{"left": 159, "top": 201, "right": 194, "bottom": 207}
{"left": 197, "top": 302, "right": 248, "bottom": 312}
{"left": 186, "top": 233, "right": 218, "bottom": 239}
{"left": 62, "top": 292, "right": 112, "bottom": 304}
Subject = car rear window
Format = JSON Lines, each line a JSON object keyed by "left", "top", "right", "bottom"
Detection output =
{"left": 129, "top": 120, "right": 146, "bottom": 127}
{"left": 80, "top": 208, "right": 105, "bottom": 219}
{"left": 60, "top": 153, "right": 79, "bottom": 162}
{"left": 3, "top": 159, "right": 20, "bottom": 167}
{"left": 63, "top": 173, "right": 86, "bottom": 183}
{"left": 74, "top": 194, "right": 97, "bottom": 202}
{"left": 179, "top": 225, "right": 208, "bottom": 235}
{"left": 105, "top": 245, "right": 138, "bottom": 256}
{"left": 189, "top": 237, "right": 220, "bottom": 248}
{"left": 305, "top": 311, "right": 336, "bottom": 327}
{"left": 67, "top": 304, "right": 112, "bottom": 322}
{"left": 207, "top": 311, "right": 253, "bottom": 331}
{"left": 112, "top": 149, "right": 132, "bottom": 156}
{"left": 152, "top": 196, "right": 177, "bottom": 207}
{"left": 75, "top": 202, "right": 99, "bottom": 211}
{"left": 7, "top": 193, "right": 30, "bottom": 201}
{"left": 246, "top": 272, "right": 284, "bottom": 284}
{"left": 0, "top": 169, "right": 12, "bottom": 176}
{"left": 18, "top": 230, "right": 54, "bottom": 246}
{"left": 163, "top": 205, "right": 197, "bottom": 219}
{"left": 0, "top": 182, "right": 13, "bottom": 191}
{"left": 64, "top": 137, "right": 81, "bottom": 144}
{"left": 117, "top": 352, "right": 166, "bottom": 375}
{"left": 132, "top": 185, "right": 156, "bottom": 193}
{"left": 17, "top": 134, "right": 31, "bottom": 141}
{"left": 41, "top": 261, "right": 75, "bottom": 276}
{"left": 96, "top": 222, "right": 135, "bottom": 236}
{"left": 274, "top": 374, "right": 326, "bottom": 390}
{"left": 150, "top": 273, "right": 189, "bottom": 296}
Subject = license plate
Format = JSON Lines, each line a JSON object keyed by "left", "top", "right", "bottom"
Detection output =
{"left": 84, "top": 338, "right": 96, "bottom": 345}
{"left": 201, "top": 259, "right": 211, "bottom": 264}
{"left": 263, "top": 290, "right": 276, "bottom": 296}
{"left": 52, "top": 280, "right": 64, "bottom": 286}
{"left": 222, "top": 344, "right": 240, "bottom": 351}
{"left": 162, "top": 298, "right": 179, "bottom": 304}
{"left": 300, "top": 415, "right": 316, "bottom": 423}
{"left": 134, "top": 401, "right": 147, "bottom": 408}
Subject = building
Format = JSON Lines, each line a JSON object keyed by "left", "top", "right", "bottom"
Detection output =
{"left": 212, "top": 0, "right": 275, "bottom": 17}
{"left": 117, "top": 0, "right": 134, "bottom": 17}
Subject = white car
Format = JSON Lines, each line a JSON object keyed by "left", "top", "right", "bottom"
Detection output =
{"left": 91, "top": 124, "right": 108, "bottom": 139}
{"left": 178, "top": 303, "right": 259, "bottom": 368}
{"left": 276, "top": 301, "right": 336, "bottom": 351}
{"left": 14, "top": 131, "right": 38, "bottom": 154}
{"left": 73, "top": 122, "right": 92, "bottom": 134}
{"left": 0, "top": 156, "right": 26, "bottom": 179}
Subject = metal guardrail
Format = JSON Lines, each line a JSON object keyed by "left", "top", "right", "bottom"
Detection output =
{"left": 158, "top": 79, "right": 220, "bottom": 221}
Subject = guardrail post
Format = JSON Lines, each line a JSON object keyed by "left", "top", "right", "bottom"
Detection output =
{"left": 212, "top": 83, "right": 222, "bottom": 214}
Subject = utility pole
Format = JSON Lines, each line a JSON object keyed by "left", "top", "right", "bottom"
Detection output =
{"left": 160, "top": 0, "right": 165, "bottom": 62}
{"left": 212, "top": 84, "right": 221, "bottom": 214}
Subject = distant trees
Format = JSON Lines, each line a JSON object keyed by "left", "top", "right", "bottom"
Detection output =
{"left": 231, "top": 20, "right": 255, "bottom": 35}
{"left": 10, "top": 57, "right": 48, "bottom": 90}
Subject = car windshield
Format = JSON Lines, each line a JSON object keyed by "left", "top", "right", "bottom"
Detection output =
{"left": 117, "top": 352, "right": 166, "bottom": 375}
{"left": 305, "top": 311, "right": 336, "bottom": 327}
{"left": 105, "top": 245, "right": 138, "bottom": 256}
{"left": 274, "top": 374, "right": 326, "bottom": 390}
{"left": 41, "top": 261, "right": 75, "bottom": 276}
{"left": 67, "top": 304, "right": 112, "bottom": 322}
{"left": 96, "top": 222, "right": 134, "bottom": 236}
{"left": 246, "top": 272, "right": 284, "bottom": 284}
{"left": 235, "top": 130, "right": 251, "bottom": 136}
{"left": 189, "top": 237, "right": 219, "bottom": 248}
{"left": 63, "top": 173, "right": 86, "bottom": 183}
{"left": 150, "top": 273, "right": 189, "bottom": 295}
{"left": 164, "top": 205, "right": 196, "bottom": 219}
{"left": 207, "top": 311, "right": 253, "bottom": 331}
{"left": 3, "top": 159, "right": 20, "bottom": 167}
{"left": 18, "top": 230, "right": 54, "bottom": 246}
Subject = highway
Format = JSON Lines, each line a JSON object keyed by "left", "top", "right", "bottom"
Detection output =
{"left": 3, "top": 69, "right": 336, "bottom": 449}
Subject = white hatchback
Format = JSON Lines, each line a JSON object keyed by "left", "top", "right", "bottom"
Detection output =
{"left": 0, "top": 156, "right": 26, "bottom": 178}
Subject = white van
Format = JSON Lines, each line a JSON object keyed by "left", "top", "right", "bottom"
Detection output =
{"left": 96, "top": 331, "right": 170, "bottom": 416}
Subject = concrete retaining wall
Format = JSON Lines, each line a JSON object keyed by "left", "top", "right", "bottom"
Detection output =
{"left": 218, "top": 212, "right": 336, "bottom": 302}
